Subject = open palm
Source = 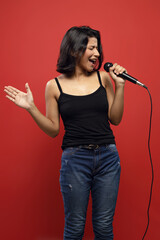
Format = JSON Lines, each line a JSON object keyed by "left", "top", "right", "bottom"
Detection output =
{"left": 4, "top": 83, "right": 34, "bottom": 110}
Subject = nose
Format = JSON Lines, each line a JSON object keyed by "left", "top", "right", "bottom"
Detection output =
{"left": 94, "top": 48, "right": 100, "bottom": 57}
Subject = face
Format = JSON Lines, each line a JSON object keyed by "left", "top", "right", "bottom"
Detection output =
{"left": 78, "top": 37, "right": 100, "bottom": 72}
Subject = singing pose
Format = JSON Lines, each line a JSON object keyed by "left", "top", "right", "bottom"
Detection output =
{"left": 4, "top": 26, "right": 126, "bottom": 240}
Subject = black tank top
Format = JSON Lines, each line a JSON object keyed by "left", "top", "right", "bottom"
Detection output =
{"left": 55, "top": 71, "right": 115, "bottom": 149}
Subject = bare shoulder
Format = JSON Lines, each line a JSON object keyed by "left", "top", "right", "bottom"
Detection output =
{"left": 45, "top": 76, "right": 62, "bottom": 101}
{"left": 99, "top": 71, "right": 113, "bottom": 88}
{"left": 46, "top": 79, "right": 57, "bottom": 92}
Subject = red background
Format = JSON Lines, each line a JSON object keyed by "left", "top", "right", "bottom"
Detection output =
{"left": 0, "top": 0, "right": 160, "bottom": 239}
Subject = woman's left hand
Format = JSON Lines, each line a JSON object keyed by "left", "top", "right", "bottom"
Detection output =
{"left": 109, "top": 63, "right": 127, "bottom": 86}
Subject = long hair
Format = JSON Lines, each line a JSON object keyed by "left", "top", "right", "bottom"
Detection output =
{"left": 56, "top": 26, "right": 103, "bottom": 75}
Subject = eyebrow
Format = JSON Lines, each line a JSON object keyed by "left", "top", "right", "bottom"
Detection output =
{"left": 88, "top": 45, "right": 98, "bottom": 49}
{"left": 88, "top": 43, "right": 98, "bottom": 46}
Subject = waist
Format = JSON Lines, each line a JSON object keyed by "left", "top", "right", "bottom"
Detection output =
{"left": 62, "top": 136, "right": 116, "bottom": 148}
{"left": 80, "top": 144, "right": 107, "bottom": 150}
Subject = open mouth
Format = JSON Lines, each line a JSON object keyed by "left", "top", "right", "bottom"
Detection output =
{"left": 89, "top": 59, "right": 97, "bottom": 65}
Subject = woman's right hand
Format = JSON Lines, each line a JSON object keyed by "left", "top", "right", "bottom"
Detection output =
{"left": 4, "top": 83, "right": 34, "bottom": 110}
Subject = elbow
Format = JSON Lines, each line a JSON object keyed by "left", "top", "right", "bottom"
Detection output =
{"left": 110, "top": 120, "right": 121, "bottom": 126}
{"left": 109, "top": 112, "right": 123, "bottom": 126}
{"left": 50, "top": 129, "right": 59, "bottom": 138}
{"left": 48, "top": 121, "right": 60, "bottom": 138}
{"left": 109, "top": 117, "right": 122, "bottom": 126}
{"left": 112, "top": 121, "right": 121, "bottom": 126}
{"left": 46, "top": 126, "right": 59, "bottom": 138}
{"left": 54, "top": 131, "right": 59, "bottom": 138}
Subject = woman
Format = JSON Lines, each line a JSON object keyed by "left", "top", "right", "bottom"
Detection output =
{"left": 4, "top": 26, "right": 126, "bottom": 240}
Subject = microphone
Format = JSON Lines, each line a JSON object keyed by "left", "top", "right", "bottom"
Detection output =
{"left": 104, "top": 62, "right": 147, "bottom": 89}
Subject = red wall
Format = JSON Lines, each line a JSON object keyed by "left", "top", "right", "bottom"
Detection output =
{"left": 0, "top": 0, "right": 160, "bottom": 239}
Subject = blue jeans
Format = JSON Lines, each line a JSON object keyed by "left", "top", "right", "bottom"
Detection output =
{"left": 60, "top": 144, "right": 121, "bottom": 240}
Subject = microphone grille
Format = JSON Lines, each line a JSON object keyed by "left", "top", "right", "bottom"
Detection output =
{"left": 104, "top": 62, "right": 113, "bottom": 72}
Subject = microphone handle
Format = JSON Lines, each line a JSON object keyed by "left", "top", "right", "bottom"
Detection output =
{"left": 115, "top": 72, "right": 137, "bottom": 84}
{"left": 104, "top": 62, "right": 147, "bottom": 89}
{"left": 117, "top": 72, "right": 147, "bottom": 88}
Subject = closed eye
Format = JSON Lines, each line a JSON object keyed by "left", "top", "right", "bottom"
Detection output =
{"left": 88, "top": 46, "right": 98, "bottom": 50}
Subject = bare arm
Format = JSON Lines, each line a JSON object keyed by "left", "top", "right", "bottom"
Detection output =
{"left": 4, "top": 81, "right": 60, "bottom": 138}
{"left": 101, "top": 63, "right": 126, "bottom": 125}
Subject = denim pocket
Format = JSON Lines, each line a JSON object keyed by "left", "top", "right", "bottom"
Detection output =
{"left": 106, "top": 144, "right": 118, "bottom": 153}
{"left": 62, "top": 146, "right": 80, "bottom": 157}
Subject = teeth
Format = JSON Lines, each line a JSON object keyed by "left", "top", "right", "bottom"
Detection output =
{"left": 89, "top": 59, "right": 96, "bottom": 63}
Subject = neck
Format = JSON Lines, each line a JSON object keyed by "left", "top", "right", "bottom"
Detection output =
{"left": 73, "top": 66, "right": 90, "bottom": 80}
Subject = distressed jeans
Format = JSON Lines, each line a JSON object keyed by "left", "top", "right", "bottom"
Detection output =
{"left": 60, "top": 144, "right": 121, "bottom": 240}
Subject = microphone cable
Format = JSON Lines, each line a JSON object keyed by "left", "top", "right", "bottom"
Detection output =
{"left": 142, "top": 86, "right": 153, "bottom": 240}
{"left": 103, "top": 62, "right": 154, "bottom": 238}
